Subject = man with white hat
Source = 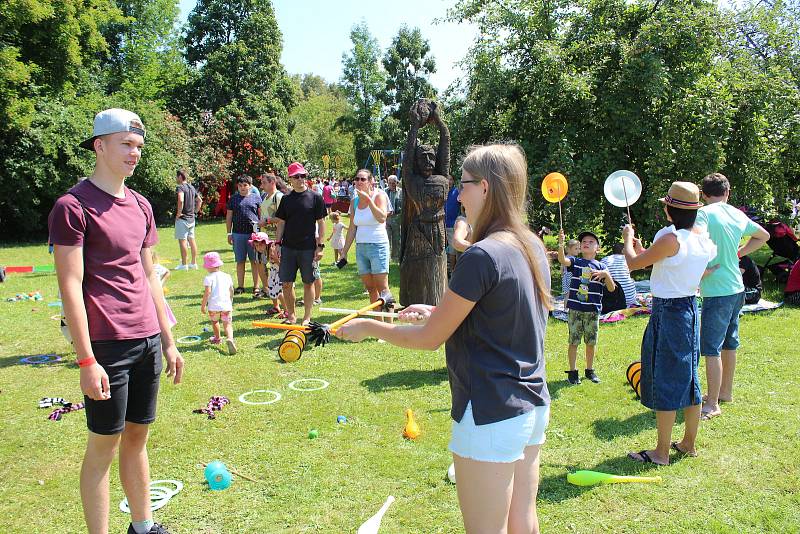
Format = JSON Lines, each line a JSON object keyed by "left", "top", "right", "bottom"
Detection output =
{"left": 49, "top": 108, "right": 183, "bottom": 534}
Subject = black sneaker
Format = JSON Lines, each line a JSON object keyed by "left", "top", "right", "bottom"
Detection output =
{"left": 127, "top": 524, "right": 172, "bottom": 534}
{"left": 585, "top": 369, "right": 601, "bottom": 383}
{"left": 565, "top": 370, "right": 581, "bottom": 385}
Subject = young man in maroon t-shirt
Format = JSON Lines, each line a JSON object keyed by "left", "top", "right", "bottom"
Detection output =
{"left": 49, "top": 109, "right": 184, "bottom": 534}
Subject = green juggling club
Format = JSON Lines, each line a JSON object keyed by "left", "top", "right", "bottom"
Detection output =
{"left": 567, "top": 470, "right": 662, "bottom": 487}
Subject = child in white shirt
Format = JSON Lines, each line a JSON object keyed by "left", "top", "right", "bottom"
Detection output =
{"left": 328, "top": 211, "right": 347, "bottom": 264}
{"left": 201, "top": 251, "right": 236, "bottom": 354}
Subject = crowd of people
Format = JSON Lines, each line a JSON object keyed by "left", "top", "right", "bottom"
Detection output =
{"left": 47, "top": 107, "right": 785, "bottom": 534}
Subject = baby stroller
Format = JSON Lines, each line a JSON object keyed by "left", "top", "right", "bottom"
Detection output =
{"left": 761, "top": 220, "right": 799, "bottom": 284}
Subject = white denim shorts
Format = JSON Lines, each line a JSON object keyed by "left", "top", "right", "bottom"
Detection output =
{"left": 448, "top": 402, "right": 550, "bottom": 463}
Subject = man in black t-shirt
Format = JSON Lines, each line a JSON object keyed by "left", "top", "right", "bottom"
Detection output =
{"left": 274, "top": 162, "right": 326, "bottom": 325}
{"left": 174, "top": 169, "right": 202, "bottom": 270}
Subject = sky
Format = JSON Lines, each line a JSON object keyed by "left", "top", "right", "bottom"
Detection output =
{"left": 176, "top": 0, "right": 478, "bottom": 92}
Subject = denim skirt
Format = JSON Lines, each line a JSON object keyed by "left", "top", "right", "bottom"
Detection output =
{"left": 640, "top": 296, "right": 701, "bottom": 411}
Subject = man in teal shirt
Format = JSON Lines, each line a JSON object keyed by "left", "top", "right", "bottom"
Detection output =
{"left": 695, "top": 173, "right": 769, "bottom": 420}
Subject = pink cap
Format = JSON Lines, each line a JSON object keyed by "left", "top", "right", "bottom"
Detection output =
{"left": 203, "top": 251, "right": 224, "bottom": 269}
{"left": 248, "top": 232, "right": 271, "bottom": 245}
{"left": 287, "top": 162, "right": 308, "bottom": 177}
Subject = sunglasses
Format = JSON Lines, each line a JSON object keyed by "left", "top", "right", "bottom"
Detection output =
{"left": 458, "top": 179, "right": 481, "bottom": 191}
{"left": 354, "top": 177, "right": 371, "bottom": 182}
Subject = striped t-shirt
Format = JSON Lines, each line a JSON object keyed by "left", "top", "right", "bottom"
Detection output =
{"left": 601, "top": 254, "right": 636, "bottom": 306}
{"left": 566, "top": 257, "right": 604, "bottom": 313}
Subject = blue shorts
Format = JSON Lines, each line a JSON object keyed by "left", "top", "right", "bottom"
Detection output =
{"left": 232, "top": 233, "right": 256, "bottom": 263}
{"left": 448, "top": 402, "right": 549, "bottom": 463}
{"left": 700, "top": 292, "right": 745, "bottom": 357}
{"left": 356, "top": 242, "right": 389, "bottom": 275}
{"left": 446, "top": 227, "right": 455, "bottom": 255}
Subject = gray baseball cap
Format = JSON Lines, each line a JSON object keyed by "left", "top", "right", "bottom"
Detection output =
{"left": 79, "top": 108, "right": 146, "bottom": 151}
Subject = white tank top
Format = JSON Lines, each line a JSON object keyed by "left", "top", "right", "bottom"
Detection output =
{"left": 353, "top": 191, "right": 389, "bottom": 244}
{"left": 650, "top": 225, "right": 717, "bottom": 298}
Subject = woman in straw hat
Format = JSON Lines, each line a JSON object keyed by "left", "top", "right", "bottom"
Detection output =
{"left": 622, "top": 181, "right": 717, "bottom": 465}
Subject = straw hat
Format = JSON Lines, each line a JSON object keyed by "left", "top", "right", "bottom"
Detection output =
{"left": 659, "top": 182, "right": 703, "bottom": 210}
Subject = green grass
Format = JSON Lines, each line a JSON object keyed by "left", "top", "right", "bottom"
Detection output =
{"left": 1, "top": 220, "right": 798, "bottom": 533}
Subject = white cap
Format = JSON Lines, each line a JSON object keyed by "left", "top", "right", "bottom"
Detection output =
{"left": 79, "top": 108, "right": 146, "bottom": 151}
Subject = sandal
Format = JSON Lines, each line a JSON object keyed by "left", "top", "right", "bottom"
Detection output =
{"left": 280, "top": 316, "right": 296, "bottom": 325}
{"left": 700, "top": 410, "right": 721, "bottom": 421}
{"left": 265, "top": 306, "right": 280, "bottom": 316}
{"left": 670, "top": 441, "right": 698, "bottom": 457}
{"left": 276, "top": 310, "right": 288, "bottom": 320}
{"left": 234, "top": 287, "right": 245, "bottom": 295}
{"left": 627, "top": 450, "right": 667, "bottom": 465}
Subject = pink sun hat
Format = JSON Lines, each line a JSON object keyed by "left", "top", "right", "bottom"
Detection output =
{"left": 248, "top": 232, "right": 272, "bottom": 246}
{"left": 203, "top": 251, "right": 224, "bottom": 269}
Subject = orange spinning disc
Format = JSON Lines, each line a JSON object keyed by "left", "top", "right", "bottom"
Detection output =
{"left": 542, "top": 172, "right": 568, "bottom": 203}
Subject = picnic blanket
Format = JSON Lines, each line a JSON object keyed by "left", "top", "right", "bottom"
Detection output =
{"left": 552, "top": 279, "right": 782, "bottom": 323}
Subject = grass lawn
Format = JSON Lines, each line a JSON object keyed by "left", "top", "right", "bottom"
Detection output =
{"left": 1, "top": 219, "right": 798, "bottom": 533}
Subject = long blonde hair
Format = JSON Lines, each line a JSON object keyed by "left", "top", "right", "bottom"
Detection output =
{"left": 461, "top": 144, "right": 553, "bottom": 310}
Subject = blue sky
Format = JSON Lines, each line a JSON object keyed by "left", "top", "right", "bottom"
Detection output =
{"left": 177, "top": 0, "right": 478, "bottom": 92}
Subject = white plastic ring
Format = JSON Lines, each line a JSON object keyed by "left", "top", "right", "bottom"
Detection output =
{"left": 119, "top": 479, "right": 183, "bottom": 513}
{"left": 177, "top": 335, "right": 202, "bottom": 344}
{"left": 288, "top": 378, "right": 329, "bottom": 392}
{"left": 238, "top": 390, "right": 282, "bottom": 405}
{"left": 150, "top": 479, "right": 183, "bottom": 495}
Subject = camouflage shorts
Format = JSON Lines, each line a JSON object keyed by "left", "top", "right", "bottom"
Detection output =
{"left": 568, "top": 309, "right": 599, "bottom": 346}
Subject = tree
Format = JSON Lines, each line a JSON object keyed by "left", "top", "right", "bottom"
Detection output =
{"left": 339, "top": 21, "right": 386, "bottom": 165}
{"left": 183, "top": 0, "right": 295, "bottom": 175}
{"left": 447, "top": 0, "right": 800, "bottom": 240}
{"left": 100, "top": 0, "right": 189, "bottom": 103}
{"left": 288, "top": 75, "right": 357, "bottom": 178}
{"left": 381, "top": 25, "right": 437, "bottom": 147}
{"left": 0, "top": 0, "right": 124, "bottom": 131}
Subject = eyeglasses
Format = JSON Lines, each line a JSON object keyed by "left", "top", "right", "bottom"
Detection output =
{"left": 458, "top": 179, "right": 481, "bottom": 191}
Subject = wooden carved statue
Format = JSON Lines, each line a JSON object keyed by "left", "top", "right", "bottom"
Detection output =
{"left": 399, "top": 99, "right": 450, "bottom": 306}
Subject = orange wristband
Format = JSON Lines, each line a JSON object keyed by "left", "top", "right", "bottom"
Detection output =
{"left": 77, "top": 356, "right": 96, "bottom": 368}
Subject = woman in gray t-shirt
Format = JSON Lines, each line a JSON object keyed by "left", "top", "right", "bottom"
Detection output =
{"left": 336, "top": 143, "right": 552, "bottom": 534}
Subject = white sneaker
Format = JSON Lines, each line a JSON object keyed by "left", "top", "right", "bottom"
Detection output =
{"left": 188, "top": 264, "right": 198, "bottom": 270}
{"left": 174, "top": 264, "right": 188, "bottom": 271}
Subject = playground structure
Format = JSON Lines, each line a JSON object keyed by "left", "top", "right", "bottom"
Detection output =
{"left": 363, "top": 149, "right": 403, "bottom": 184}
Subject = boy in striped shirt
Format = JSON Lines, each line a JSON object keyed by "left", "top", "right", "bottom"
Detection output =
{"left": 558, "top": 230, "right": 615, "bottom": 384}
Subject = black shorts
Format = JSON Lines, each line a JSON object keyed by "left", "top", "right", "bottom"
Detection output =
{"left": 85, "top": 334, "right": 163, "bottom": 435}
{"left": 279, "top": 246, "right": 316, "bottom": 284}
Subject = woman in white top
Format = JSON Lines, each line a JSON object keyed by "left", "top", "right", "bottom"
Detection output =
{"left": 622, "top": 182, "right": 717, "bottom": 465}
{"left": 341, "top": 169, "right": 391, "bottom": 308}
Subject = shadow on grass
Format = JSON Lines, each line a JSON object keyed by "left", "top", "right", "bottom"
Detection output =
{"left": 546, "top": 379, "right": 573, "bottom": 401}
{"left": 592, "top": 410, "right": 655, "bottom": 440}
{"left": 539, "top": 453, "right": 666, "bottom": 503}
{"left": 0, "top": 352, "right": 75, "bottom": 369}
{"left": 361, "top": 367, "right": 448, "bottom": 392}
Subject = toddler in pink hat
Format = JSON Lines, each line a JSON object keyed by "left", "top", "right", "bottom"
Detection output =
{"left": 200, "top": 252, "right": 237, "bottom": 354}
